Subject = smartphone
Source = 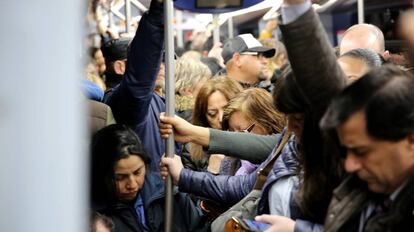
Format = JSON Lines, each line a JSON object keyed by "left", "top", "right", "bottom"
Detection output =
{"left": 241, "top": 219, "right": 271, "bottom": 231}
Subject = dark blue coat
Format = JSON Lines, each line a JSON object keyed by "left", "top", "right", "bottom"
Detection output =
{"left": 104, "top": 10, "right": 178, "bottom": 172}
{"left": 100, "top": 173, "right": 209, "bottom": 232}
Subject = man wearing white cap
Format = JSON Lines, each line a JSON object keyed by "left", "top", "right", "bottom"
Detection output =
{"left": 221, "top": 33, "right": 275, "bottom": 88}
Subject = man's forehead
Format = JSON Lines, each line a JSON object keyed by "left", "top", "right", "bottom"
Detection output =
{"left": 337, "top": 111, "right": 367, "bottom": 138}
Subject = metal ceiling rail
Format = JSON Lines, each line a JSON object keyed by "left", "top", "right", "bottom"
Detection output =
{"left": 100, "top": 0, "right": 147, "bottom": 32}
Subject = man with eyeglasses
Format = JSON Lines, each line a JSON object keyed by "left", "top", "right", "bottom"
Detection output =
{"left": 221, "top": 34, "right": 275, "bottom": 89}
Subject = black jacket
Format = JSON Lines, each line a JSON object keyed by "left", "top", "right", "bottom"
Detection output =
{"left": 99, "top": 173, "right": 208, "bottom": 232}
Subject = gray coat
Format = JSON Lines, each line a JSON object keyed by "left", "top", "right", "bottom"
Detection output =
{"left": 208, "top": 129, "right": 279, "bottom": 164}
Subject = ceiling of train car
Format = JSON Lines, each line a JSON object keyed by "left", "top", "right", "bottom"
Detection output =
{"left": 173, "top": 0, "right": 264, "bottom": 13}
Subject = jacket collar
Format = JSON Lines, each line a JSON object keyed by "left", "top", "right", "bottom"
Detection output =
{"left": 140, "top": 172, "right": 179, "bottom": 208}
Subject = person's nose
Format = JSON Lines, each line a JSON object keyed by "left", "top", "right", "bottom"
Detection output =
{"left": 344, "top": 153, "right": 362, "bottom": 173}
{"left": 260, "top": 56, "right": 268, "bottom": 65}
{"left": 126, "top": 175, "right": 138, "bottom": 190}
{"left": 218, "top": 110, "right": 224, "bottom": 124}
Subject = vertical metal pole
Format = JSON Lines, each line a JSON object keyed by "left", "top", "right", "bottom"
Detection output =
{"left": 125, "top": 0, "right": 132, "bottom": 33}
{"left": 228, "top": 16, "right": 234, "bottom": 38}
{"left": 358, "top": 0, "right": 364, "bottom": 24}
{"left": 164, "top": 0, "right": 175, "bottom": 231}
{"left": 175, "top": 9, "right": 184, "bottom": 48}
{"left": 125, "top": 0, "right": 131, "bottom": 33}
{"left": 108, "top": 0, "right": 114, "bottom": 28}
{"left": 213, "top": 14, "right": 220, "bottom": 44}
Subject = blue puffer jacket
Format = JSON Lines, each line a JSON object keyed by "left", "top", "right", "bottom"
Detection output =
{"left": 257, "top": 137, "right": 299, "bottom": 215}
{"left": 286, "top": 180, "right": 325, "bottom": 232}
{"left": 104, "top": 8, "right": 179, "bottom": 172}
{"left": 178, "top": 134, "right": 299, "bottom": 208}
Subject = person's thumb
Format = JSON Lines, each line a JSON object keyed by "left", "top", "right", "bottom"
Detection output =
{"left": 255, "top": 214, "right": 274, "bottom": 223}
{"left": 160, "top": 113, "right": 175, "bottom": 124}
{"left": 160, "top": 156, "right": 173, "bottom": 166}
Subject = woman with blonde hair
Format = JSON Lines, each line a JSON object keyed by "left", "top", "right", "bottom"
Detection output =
{"left": 222, "top": 88, "right": 285, "bottom": 175}
{"left": 175, "top": 57, "right": 212, "bottom": 122}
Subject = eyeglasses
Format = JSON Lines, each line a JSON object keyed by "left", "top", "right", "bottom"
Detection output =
{"left": 242, "top": 123, "right": 255, "bottom": 133}
{"left": 239, "top": 52, "right": 265, "bottom": 58}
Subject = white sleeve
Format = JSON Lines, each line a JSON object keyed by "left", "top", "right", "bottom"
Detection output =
{"left": 280, "top": 0, "right": 312, "bottom": 25}
{"left": 268, "top": 176, "right": 298, "bottom": 217}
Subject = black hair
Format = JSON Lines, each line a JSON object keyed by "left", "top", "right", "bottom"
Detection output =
{"left": 102, "top": 39, "right": 127, "bottom": 81}
{"left": 321, "top": 64, "right": 414, "bottom": 141}
{"left": 90, "top": 211, "right": 114, "bottom": 232}
{"left": 90, "top": 124, "right": 151, "bottom": 207}
{"left": 340, "top": 48, "right": 383, "bottom": 68}
{"left": 272, "top": 67, "right": 344, "bottom": 223}
{"left": 273, "top": 65, "right": 309, "bottom": 114}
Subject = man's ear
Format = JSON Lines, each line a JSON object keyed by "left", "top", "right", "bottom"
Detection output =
{"left": 382, "top": 50, "right": 391, "bottom": 61}
{"left": 406, "top": 133, "right": 414, "bottom": 152}
{"left": 113, "top": 60, "right": 126, "bottom": 75}
{"left": 233, "top": 53, "right": 242, "bottom": 67}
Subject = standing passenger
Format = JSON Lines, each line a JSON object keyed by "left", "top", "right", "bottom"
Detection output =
{"left": 222, "top": 88, "right": 285, "bottom": 175}
{"left": 104, "top": 0, "right": 175, "bottom": 171}
{"left": 222, "top": 34, "right": 275, "bottom": 89}
{"left": 338, "top": 48, "right": 383, "bottom": 82}
{"left": 174, "top": 57, "right": 212, "bottom": 122}
{"left": 339, "top": 23, "right": 390, "bottom": 60}
{"left": 321, "top": 65, "right": 414, "bottom": 231}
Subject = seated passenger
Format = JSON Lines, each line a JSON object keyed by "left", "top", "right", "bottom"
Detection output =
{"left": 90, "top": 124, "right": 208, "bottom": 232}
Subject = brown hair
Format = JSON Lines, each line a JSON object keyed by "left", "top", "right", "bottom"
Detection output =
{"left": 222, "top": 88, "right": 285, "bottom": 134}
{"left": 192, "top": 76, "right": 243, "bottom": 127}
{"left": 191, "top": 76, "right": 243, "bottom": 162}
